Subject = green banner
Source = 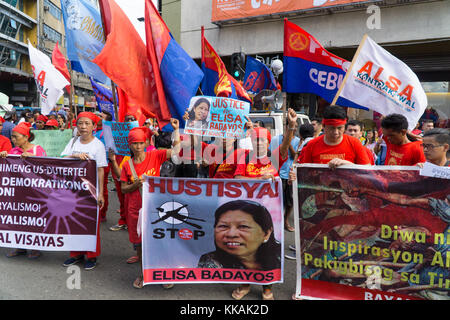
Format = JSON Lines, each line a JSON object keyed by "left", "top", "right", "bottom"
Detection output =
{"left": 32, "top": 129, "right": 73, "bottom": 158}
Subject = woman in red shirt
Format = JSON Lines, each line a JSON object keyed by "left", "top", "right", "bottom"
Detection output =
{"left": 120, "top": 119, "right": 180, "bottom": 289}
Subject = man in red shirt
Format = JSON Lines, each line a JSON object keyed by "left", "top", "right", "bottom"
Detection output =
{"left": 298, "top": 105, "right": 371, "bottom": 168}
{"left": 381, "top": 114, "right": 426, "bottom": 166}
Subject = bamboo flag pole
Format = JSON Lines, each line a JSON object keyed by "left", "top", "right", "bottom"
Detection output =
{"left": 331, "top": 34, "right": 368, "bottom": 106}
{"left": 68, "top": 62, "right": 76, "bottom": 118}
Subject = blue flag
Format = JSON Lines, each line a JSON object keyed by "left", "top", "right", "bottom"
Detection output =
{"left": 90, "top": 78, "right": 116, "bottom": 121}
{"left": 61, "top": 0, "right": 109, "bottom": 84}
{"left": 242, "top": 56, "right": 277, "bottom": 94}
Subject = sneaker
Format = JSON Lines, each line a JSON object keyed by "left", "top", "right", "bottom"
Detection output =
{"left": 109, "top": 224, "right": 127, "bottom": 231}
{"left": 288, "top": 244, "right": 296, "bottom": 251}
{"left": 285, "top": 253, "right": 297, "bottom": 260}
{"left": 84, "top": 258, "right": 97, "bottom": 270}
{"left": 63, "top": 255, "right": 83, "bottom": 267}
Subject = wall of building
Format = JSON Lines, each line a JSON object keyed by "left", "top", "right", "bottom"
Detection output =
{"left": 161, "top": 0, "right": 181, "bottom": 43}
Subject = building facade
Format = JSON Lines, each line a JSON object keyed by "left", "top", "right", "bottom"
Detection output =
{"left": 180, "top": 0, "right": 450, "bottom": 124}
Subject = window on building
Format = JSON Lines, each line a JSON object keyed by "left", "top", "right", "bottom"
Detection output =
{"left": 0, "top": 16, "right": 19, "bottom": 38}
{"left": 0, "top": 46, "right": 21, "bottom": 68}
{"left": 44, "top": 0, "right": 62, "bottom": 21}
{"left": 43, "top": 24, "right": 62, "bottom": 43}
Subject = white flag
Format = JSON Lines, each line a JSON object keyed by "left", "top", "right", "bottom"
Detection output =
{"left": 334, "top": 35, "right": 427, "bottom": 131}
{"left": 28, "top": 41, "right": 70, "bottom": 115}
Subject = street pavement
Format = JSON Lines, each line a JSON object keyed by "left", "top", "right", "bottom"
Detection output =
{"left": 0, "top": 181, "right": 298, "bottom": 301}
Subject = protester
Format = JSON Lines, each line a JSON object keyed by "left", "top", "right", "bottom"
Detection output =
{"left": 345, "top": 119, "right": 375, "bottom": 164}
{"left": 1, "top": 111, "right": 16, "bottom": 140}
{"left": 381, "top": 113, "right": 426, "bottom": 166}
{"left": 310, "top": 117, "right": 323, "bottom": 138}
{"left": 45, "top": 119, "right": 59, "bottom": 130}
{"left": 35, "top": 115, "right": 48, "bottom": 130}
{"left": 417, "top": 128, "right": 450, "bottom": 167}
{"left": 297, "top": 106, "right": 371, "bottom": 168}
{"left": 57, "top": 112, "right": 67, "bottom": 129}
{"left": 0, "top": 117, "right": 12, "bottom": 152}
{"left": 269, "top": 118, "right": 300, "bottom": 232}
{"left": 119, "top": 119, "right": 181, "bottom": 289}
{"left": 231, "top": 108, "right": 297, "bottom": 301}
{"left": 108, "top": 113, "right": 138, "bottom": 232}
{"left": 95, "top": 111, "right": 113, "bottom": 223}
{"left": 60, "top": 112, "right": 107, "bottom": 270}
{"left": 0, "top": 122, "right": 47, "bottom": 259}
{"left": 421, "top": 119, "right": 434, "bottom": 135}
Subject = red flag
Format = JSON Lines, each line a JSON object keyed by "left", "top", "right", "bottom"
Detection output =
{"left": 117, "top": 87, "right": 153, "bottom": 125}
{"left": 51, "top": 41, "right": 71, "bottom": 94}
{"left": 93, "top": 0, "right": 171, "bottom": 128}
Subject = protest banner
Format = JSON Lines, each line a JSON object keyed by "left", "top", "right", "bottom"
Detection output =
{"left": 32, "top": 130, "right": 73, "bottom": 158}
{"left": 293, "top": 164, "right": 450, "bottom": 300}
{"left": 183, "top": 96, "right": 250, "bottom": 139}
{"left": 101, "top": 120, "right": 139, "bottom": 156}
{"left": 141, "top": 177, "right": 284, "bottom": 285}
{"left": 332, "top": 35, "right": 428, "bottom": 130}
{"left": 0, "top": 156, "right": 98, "bottom": 251}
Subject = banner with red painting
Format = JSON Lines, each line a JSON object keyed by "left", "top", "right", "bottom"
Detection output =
{"left": 0, "top": 156, "right": 98, "bottom": 251}
{"left": 293, "top": 164, "right": 449, "bottom": 300}
{"left": 141, "top": 177, "right": 283, "bottom": 285}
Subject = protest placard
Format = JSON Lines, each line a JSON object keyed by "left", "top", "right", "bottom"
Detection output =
{"left": 32, "top": 130, "right": 73, "bottom": 158}
{"left": 184, "top": 96, "right": 250, "bottom": 139}
{"left": 141, "top": 177, "right": 283, "bottom": 285}
{"left": 101, "top": 120, "right": 139, "bottom": 156}
{"left": 293, "top": 164, "right": 449, "bottom": 300}
{"left": 0, "top": 156, "right": 98, "bottom": 251}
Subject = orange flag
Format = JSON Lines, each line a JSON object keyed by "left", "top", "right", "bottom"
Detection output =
{"left": 51, "top": 41, "right": 71, "bottom": 93}
{"left": 93, "top": 0, "right": 171, "bottom": 128}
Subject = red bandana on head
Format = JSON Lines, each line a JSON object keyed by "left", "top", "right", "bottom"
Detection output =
{"left": 76, "top": 112, "right": 100, "bottom": 125}
{"left": 13, "top": 122, "right": 32, "bottom": 138}
{"left": 128, "top": 127, "right": 152, "bottom": 144}
{"left": 322, "top": 119, "right": 347, "bottom": 126}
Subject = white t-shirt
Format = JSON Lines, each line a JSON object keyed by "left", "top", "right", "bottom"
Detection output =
{"left": 61, "top": 136, "right": 108, "bottom": 168}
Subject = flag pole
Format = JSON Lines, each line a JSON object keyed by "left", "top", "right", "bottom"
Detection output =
{"left": 98, "top": 0, "right": 119, "bottom": 121}
{"left": 68, "top": 62, "right": 76, "bottom": 118}
{"left": 331, "top": 34, "right": 368, "bottom": 106}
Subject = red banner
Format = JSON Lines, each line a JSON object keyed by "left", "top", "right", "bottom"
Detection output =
{"left": 212, "top": 0, "right": 370, "bottom": 22}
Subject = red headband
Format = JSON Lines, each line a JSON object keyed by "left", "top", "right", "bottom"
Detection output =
{"left": 77, "top": 112, "right": 100, "bottom": 125}
{"left": 322, "top": 119, "right": 347, "bottom": 126}
{"left": 250, "top": 127, "right": 271, "bottom": 144}
{"left": 37, "top": 115, "right": 48, "bottom": 123}
{"left": 128, "top": 127, "right": 151, "bottom": 144}
{"left": 45, "top": 119, "right": 59, "bottom": 127}
{"left": 13, "top": 122, "right": 32, "bottom": 138}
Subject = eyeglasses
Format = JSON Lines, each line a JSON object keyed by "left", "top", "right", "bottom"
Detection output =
{"left": 422, "top": 144, "right": 443, "bottom": 150}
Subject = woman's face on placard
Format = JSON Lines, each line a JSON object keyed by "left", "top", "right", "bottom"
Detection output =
{"left": 194, "top": 102, "right": 209, "bottom": 121}
{"left": 214, "top": 210, "right": 271, "bottom": 262}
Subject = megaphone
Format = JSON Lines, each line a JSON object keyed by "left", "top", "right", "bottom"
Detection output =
{"left": 258, "top": 90, "right": 283, "bottom": 110}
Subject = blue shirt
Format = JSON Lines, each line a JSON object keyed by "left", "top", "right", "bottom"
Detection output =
{"left": 269, "top": 134, "right": 300, "bottom": 179}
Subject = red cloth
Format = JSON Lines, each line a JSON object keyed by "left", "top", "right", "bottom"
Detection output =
{"left": 298, "top": 134, "right": 371, "bottom": 165}
{"left": 45, "top": 119, "right": 59, "bottom": 127}
{"left": 77, "top": 112, "right": 100, "bottom": 125}
{"left": 37, "top": 115, "right": 48, "bottom": 123}
{"left": 322, "top": 119, "right": 347, "bottom": 126}
{"left": 384, "top": 140, "right": 426, "bottom": 166}
{"left": 204, "top": 145, "right": 245, "bottom": 179}
{"left": 128, "top": 127, "right": 152, "bottom": 143}
{"left": 120, "top": 150, "right": 168, "bottom": 243}
{"left": 92, "top": 0, "right": 170, "bottom": 128}
{"left": 12, "top": 122, "right": 32, "bottom": 138}
{"left": 234, "top": 147, "right": 287, "bottom": 178}
{"left": 0, "top": 116, "right": 5, "bottom": 123}
{"left": 0, "top": 135, "right": 12, "bottom": 152}
{"left": 51, "top": 41, "right": 71, "bottom": 94}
